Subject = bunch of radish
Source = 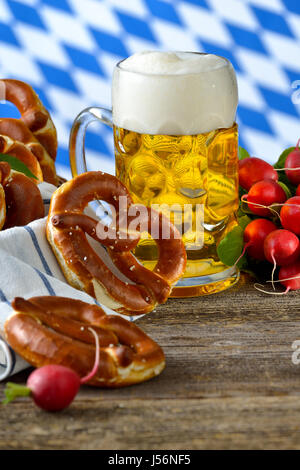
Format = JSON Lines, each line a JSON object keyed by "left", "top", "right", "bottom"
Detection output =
{"left": 218, "top": 139, "right": 300, "bottom": 294}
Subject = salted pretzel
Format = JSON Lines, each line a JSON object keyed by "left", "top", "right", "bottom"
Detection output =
{"left": 0, "top": 118, "right": 57, "bottom": 185}
{"left": 4, "top": 296, "right": 166, "bottom": 387}
{"left": 47, "top": 171, "right": 186, "bottom": 315}
{"left": 0, "top": 161, "right": 44, "bottom": 229}
{"left": 0, "top": 79, "right": 57, "bottom": 161}
{"left": 0, "top": 133, "right": 43, "bottom": 183}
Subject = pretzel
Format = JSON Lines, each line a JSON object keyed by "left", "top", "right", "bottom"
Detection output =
{"left": 47, "top": 171, "right": 186, "bottom": 315}
{"left": 0, "top": 118, "right": 57, "bottom": 185}
{"left": 0, "top": 79, "right": 57, "bottom": 161}
{"left": 4, "top": 296, "right": 166, "bottom": 387}
{"left": 0, "top": 167, "right": 6, "bottom": 230}
{"left": 0, "top": 133, "right": 43, "bottom": 183}
{"left": 0, "top": 161, "right": 44, "bottom": 229}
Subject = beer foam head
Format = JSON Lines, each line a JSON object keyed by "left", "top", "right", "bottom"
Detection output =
{"left": 112, "top": 51, "right": 238, "bottom": 135}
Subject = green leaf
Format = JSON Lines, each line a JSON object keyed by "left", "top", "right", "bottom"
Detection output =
{"left": 277, "top": 181, "right": 292, "bottom": 199}
{"left": 238, "top": 146, "right": 250, "bottom": 160}
{"left": 217, "top": 226, "right": 247, "bottom": 268}
{"left": 274, "top": 147, "right": 295, "bottom": 170}
{"left": 0, "top": 153, "right": 38, "bottom": 180}
{"left": 2, "top": 382, "right": 31, "bottom": 405}
{"left": 238, "top": 214, "right": 252, "bottom": 231}
{"left": 272, "top": 147, "right": 297, "bottom": 194}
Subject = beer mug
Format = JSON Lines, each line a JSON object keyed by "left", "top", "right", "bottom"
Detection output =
{"left": 70, "top": 51, "right": 239, "bottom": 297}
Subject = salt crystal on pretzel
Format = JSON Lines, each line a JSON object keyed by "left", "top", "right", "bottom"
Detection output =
{"left": 47, "top": 171, "right": 186, "bottom": 315}
{"left": 4, "top": 296, "right": 166, "bottom": 387}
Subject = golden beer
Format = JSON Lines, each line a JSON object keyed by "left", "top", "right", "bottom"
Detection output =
{"left": 70, "top": 51, "right": 240, "bottom": 296}
{"left": 114, "top": 123, "right": 239, "bottom": 295}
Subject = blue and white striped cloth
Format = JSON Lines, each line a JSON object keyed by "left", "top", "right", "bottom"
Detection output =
{"left": 0, "top": 181, "right": 134, "bottom": 381}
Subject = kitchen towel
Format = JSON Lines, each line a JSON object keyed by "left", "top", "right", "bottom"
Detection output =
{"left": 0, "top": 182, "right": 134, "bottom": 381}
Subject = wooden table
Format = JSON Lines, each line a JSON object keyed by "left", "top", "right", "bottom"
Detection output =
{"left": 1, "top": 274, "right": 300, "bottom": 450}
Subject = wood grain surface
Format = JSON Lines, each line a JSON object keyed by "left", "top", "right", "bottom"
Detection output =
{"left": 1, "top": 274, "right": 300, "bottom": 450}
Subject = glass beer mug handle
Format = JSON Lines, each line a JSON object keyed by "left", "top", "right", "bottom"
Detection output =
{"left": 69, "top": 106, "right": 113, "bottom": 177}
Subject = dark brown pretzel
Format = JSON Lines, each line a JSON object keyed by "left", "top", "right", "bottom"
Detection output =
{"left": 0, "top": 79, "right": 57, "bottom": 161}
{"left": 4, "top": 296, "right": 166, "bottom": 387}
{"left": 47, "top": 171, "right": 186, "bottom": 315}
{"left": 0, "top": 118, "right": 57, "bottom": 185}
{"left": 0, "top": 161, "right": 44, "bottom": 229}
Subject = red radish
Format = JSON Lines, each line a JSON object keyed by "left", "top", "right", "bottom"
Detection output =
{"left": 239, "top": 157, "right": 278, "bottom": 191}
{"left": 245, "top": 179, "right": 286, "bottom": 217}
{"left": 264, "top": 229, "right": 300, "bottom": 266}
{"left": 279, "top": 261, "right": 300, "bottom": 292}
{"left": 264, "top": 229, "right": 300, "bottom": 290}
{"left": 3, "top": 327, "right": 100, "bottom": 411}
{"left": 3, "top": 365, "right": 81, "bottom": 411}
{"left": 284, "top": 139, "right": 300, "bottom": 185}
{"left": 296, "top": 185, "right": 300, "bottom": 197}
{"left": 264, "top": 229, "right": 300, "bottom": 267}
{"left": 243, "top": 219, "right": 277, "bottom": 260}
{"left": 27, "top": 365, "right": 81, "bottom": 411}
{"left": 280, "top": 196, "right": 300, "bottom": 236}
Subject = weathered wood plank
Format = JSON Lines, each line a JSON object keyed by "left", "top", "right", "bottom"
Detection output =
{"left": 1, "top": 276, "right": 300, "bottom": 449}
{"left": 1, "top": 397, "right": 300, "bottom": 450}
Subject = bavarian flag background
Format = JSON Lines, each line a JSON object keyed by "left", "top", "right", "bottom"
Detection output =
{"left": 0, "top": 0, "right": 299, "bottom": 179}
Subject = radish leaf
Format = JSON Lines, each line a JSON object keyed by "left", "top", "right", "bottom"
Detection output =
{"left": 217, "top": 226, "right": 247, "bottom": 268}
{"left": 274, "top": 147, "right": 295, "bottom": 170}
{"left": 0, "top": 153, "right": 38, "bottom": 180}
{"left": 238, "top": 146, "right": 250, "bottom": 160}
{"left": 273, "top": 147, "right": 297, "bottom": 193}
{"left": 238, "top": 214, "right": 252, "bottom": 230}
{"left": 277, "top": 181, "right": 292, "bottom": 199}
{"left": 2, "top": 382, "right": 31, "bottom": 405}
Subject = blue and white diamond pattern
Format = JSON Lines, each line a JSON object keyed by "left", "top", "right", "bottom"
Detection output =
{"left": 0, "top": 0, "right": 299, "bottom": 180}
